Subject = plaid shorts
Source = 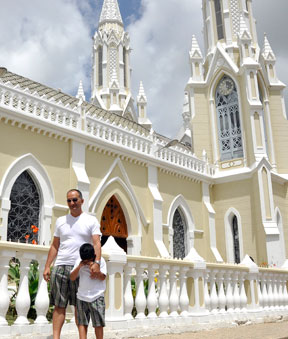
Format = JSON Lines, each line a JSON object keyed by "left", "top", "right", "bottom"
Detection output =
{"left": 50, "top": 265, "right": 79, "bottom": 307}
{"left": 76, "top": 296, "right": 105, "bottom": 328}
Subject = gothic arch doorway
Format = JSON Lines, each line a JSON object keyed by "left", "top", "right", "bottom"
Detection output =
{"left": 100, "top": 195, "right": 128, "bottom": 252}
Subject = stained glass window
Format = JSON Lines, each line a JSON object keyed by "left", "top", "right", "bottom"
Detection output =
{"left": 173, "top": 208, "right": 187, "bottom": 259}
{"left": 7, "top": 171, "right": 40, "bottom": 243}
{"left": 216, "top": 76, "right": 243, "bottom": 161}
{"left": 232, "top": 216, "right": 240, "bottom": 264}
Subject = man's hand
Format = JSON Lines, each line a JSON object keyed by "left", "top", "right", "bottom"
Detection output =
{"left": 43, "top": 266, "right": 51, "bottom": 282}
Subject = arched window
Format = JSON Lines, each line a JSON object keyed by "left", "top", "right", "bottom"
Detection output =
{"left": 172, "top": 208, "right": 187, "bottom": 259}
{"left": 216, "top": 76, "right": 243, "bottom": 161}
{"left": 101, "top": 195, "right": 128, "bottom": 252}
{"left": 232, "top": 215, "right": 240, "bottom": 264}
{"left": 214, "top": 0, "right": 224, "bottom": 40}
{"left": 7, "top": 171, "right": 40, "bottom": 243}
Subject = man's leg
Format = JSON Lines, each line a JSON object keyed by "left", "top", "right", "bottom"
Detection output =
{"left": 94, "top": 326, "right": 103, "bottom": 339}
{"left": 78, "top": 325, "right": 88, "bottom": 339}
{"left": 52, "top": 306, "right": 66, "bottom": 339}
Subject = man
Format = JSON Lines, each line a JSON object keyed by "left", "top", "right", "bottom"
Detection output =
{"left": 43, "top": 189, "right": 102, "bottom": 339}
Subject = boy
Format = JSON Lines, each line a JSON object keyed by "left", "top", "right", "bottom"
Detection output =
{"left": 70, "top": 243, "right": 106, "bottom": 339}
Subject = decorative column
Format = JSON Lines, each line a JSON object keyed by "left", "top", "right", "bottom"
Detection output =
{"left": 209, "top": 270, "right": 218, "bottom": 314}
{"left": 135, "top": 263, "right": 147, "bottom": 319}
{"left": 14, "top": 252, "right": 35, "bottom": 325}
{"left": 147, "top": 264, "right": 159, "bottom": 319}
{"left": 34, "top": 254, "right": 50, "bottom": 324}
{"left": 158, "top": 265, "right": 169, "bottom": 318}
{"left": 225, "top": 270, "right": 234, "bottom": 314}
{"left": 239, "top": 272, "right": 248, "bottom": 313}
{"left": 102, "top": 236, "right": 127, "bottom": 321}
{"left": 179, "top": 266, "right": 189, "bottom": 317}
{"left": 217, "top": 270, "right": 226, "bottom": 315}
{"left": 169, "top": 266, "right": 179, "bottom": 317}
{"left": 232, "top": 272, "right": 241, "bottom": 314}
{"left": 204, "top": 271, "right": 211, "bottom": 313}
{"left": 124, "top": 263, "right": 135, "bottom": 320}
{"left": 0, "top": 250, "right": 15, "bottom": 326}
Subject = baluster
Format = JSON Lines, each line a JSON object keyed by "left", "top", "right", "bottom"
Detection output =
{"left": 0, "top": 251, "right": 15, "bottom": 326}
{"left": 217, "top": 270, "right": 226, "bottom": 315}
{"left": 261, "top": 275, "right": 269, "bottom": 311}
{"left": 204, "top": 272, "right": 211, "bottom": 313}
{"left": 14, "top": 253, "right": 34, "bottom": 325}
{"left": 147, "top": 264, "right": 159, "bottom": 319}
{"left": 34, "top": 255, "right": 50, "bottom": 324}
{"left": 239, "top": 272, "right": 248, "bottom": 313}
{"left": 179, "top": 267, "right": 189, "bottom": 317}
{"left": 135, "top": 263, "right": 147, "bottom": 319}
{"left": 256, "top": 275, "right": 263, "bottom": 311}
{"left": 158, "top": 265, "right": 169, "bottom": 317}
{"left": 124, "top": 264, "right": 134, "bottom": 319}
{"left": 225, "top": 270, "right": 234, "bottom": 314}
{"left": 278, "top": 275, "right": 285, "bottom": 309}
{"left": 282, "top": 275, "right": 288, "bottom": 310}
{"left": 209, "top": 271, "right": 218, "bottom": 314}
{"left": 232, "top": 272, "right": 240, "bottom": 314}
{"left": 169, "top": 266, "right": 179, "bottom": 317}
{"left": 273, "top": 275, "right": 280, "bottom": 310}
{"left": 267, "top": 274, "right": 274, "bottom": 310}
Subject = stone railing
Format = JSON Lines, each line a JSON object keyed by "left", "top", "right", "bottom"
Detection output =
{"left": 0, "top": 81, "right": 216, "bottom": 179}
{"left": 1, "top": 239, "right": 288, "bottom": 336}
{"left": 0, "top": 83, "right": 80, "bottom": 131}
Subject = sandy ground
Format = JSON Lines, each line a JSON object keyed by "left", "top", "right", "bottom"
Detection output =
{"left": 136, "top": 320, "right": 288, "bottom": 339}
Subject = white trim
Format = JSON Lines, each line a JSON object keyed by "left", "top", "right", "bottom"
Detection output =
{"left": 224, "top": 208, "right": 244, "bottom": 263}
{"left": 0, "top": 153, "right": 54, "bottom": 245}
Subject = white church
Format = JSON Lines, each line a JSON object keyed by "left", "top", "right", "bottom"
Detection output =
{"left": 0, "top": 0, "right": 288, "bottom": 335}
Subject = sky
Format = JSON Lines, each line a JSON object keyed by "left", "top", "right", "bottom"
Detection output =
{"left": 0, "top": 0, "right": 287, "bottom": 138}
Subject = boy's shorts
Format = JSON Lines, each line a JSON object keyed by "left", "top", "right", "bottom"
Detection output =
{"left": 50, "top": 265, "right": 79, "bottom": 307}
{"left": 76, "top": 296, "right": 105, "bottom": 327}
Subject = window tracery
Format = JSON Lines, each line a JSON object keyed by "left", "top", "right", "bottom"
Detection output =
{"left": 232, "top": 215, "right": 240, "bottom": 264}
{"left": 7, "top": 171, "right": 40, "bottom": 243}
{"left": 216, "top": 76, "right": 243, "bottom": 161}
{"left": 172, "top": 208, "right": 187, "bottom": 259}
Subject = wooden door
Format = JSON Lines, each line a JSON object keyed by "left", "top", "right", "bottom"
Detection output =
{"left": 100, "top": 195, "right": 128, "bottom": 252}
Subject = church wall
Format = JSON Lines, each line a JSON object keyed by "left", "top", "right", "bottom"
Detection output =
{"left": 191, "top": 90, "right": 212, "bottom": 161}
{"left": 269, "top": 92, "right": 288, "bottom": 173}
{"left": 0, "top": 122, "right": 71, "bottom": 232}
{"left": 212, "top": 178, "right": 259, "bottom": 263}
{"left": 272, "top": 180, "right": 288, "bottom": 256}
{"left": 158, "top": 170, "right": 204, "bottom": 256}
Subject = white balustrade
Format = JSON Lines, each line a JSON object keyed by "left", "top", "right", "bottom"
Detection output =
{"left": 179, "top": 267, "right": 189, "bottom": 317}
{"left": 0, "top": 250, "right": 15, "bottom": 326}
{"left": 0, "top": 240, "right": 288, "bottom": 335}
{"left": 146, "top": 264, "right": 159, "bottom": 319}
{"left": 169, "top": 266, "right": 179, "bottom": 317}
{"left": 135, "top": 263, "right": 147, "bottom": 319}
{"left": 158, "top": 265, "right": 169, "bottom": 317}
{"left": 14, "top": 252, "right": 35, "bottom": 325}
{"left": 34, "top": 255, "right": 50, "bottom": 324}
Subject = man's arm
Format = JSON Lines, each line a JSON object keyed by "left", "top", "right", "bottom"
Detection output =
{"left": 43, "top": 237, "right": 60, "bottom": 282}
{"left": 90, "top": 234, "right": 101, "bottom": 276}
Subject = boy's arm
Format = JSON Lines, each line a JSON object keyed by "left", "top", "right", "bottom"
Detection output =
{"left": 70, "top": 262, "right": 83, "bottom": 281}
{"left": 94, "top": 272, "right": 106, "bottom": 281}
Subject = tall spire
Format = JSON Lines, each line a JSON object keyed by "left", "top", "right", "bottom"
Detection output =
{"left": 76, "top": 80, "right": 86, "bottom": 102}
{"left": 99, "top": 0, "right": 123, "bottom": 26}
{"left": 262, "top": 34, "right": 276, "bottom": 61}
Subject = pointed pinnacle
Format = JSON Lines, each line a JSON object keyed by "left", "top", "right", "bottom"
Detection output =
{"left": 262, "top": 34, "right": 275, "bottom": 59}
{"left": 76, "top": 80, "right": 85, "bottom": 101}
{"left": 99, "top": 0, "right": 123, "bottom": 26}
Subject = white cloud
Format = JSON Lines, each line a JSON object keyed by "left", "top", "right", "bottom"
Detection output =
{"left": 128, "top": 0, "right": 202, "bottom": 137}
{"left": 0, "top": 0, "right": 96, "bottom": 96}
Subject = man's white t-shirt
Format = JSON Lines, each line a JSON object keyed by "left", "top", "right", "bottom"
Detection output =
{"left": 73, "top": 257, "right": 107, "bottom": 302}
{"left": 54, "top": 212, "right": 101, "bottom": 266}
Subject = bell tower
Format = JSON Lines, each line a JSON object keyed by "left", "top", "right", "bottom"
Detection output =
{"left": 91, "top": 0, "right": 136, "bottom": 120}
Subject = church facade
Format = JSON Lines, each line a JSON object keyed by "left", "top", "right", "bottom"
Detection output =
{"left": 0, "top": 0, "right": 287, "bottom": 268}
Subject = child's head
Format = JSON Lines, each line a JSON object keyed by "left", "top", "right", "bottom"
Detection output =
{"left": 79, "top": 243, "right": 96, "bottom": 261}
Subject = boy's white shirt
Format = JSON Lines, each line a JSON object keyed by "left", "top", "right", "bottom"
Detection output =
{"left": 72, "top": 257, "right": 107, "bottom": 302}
